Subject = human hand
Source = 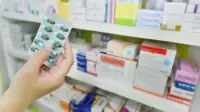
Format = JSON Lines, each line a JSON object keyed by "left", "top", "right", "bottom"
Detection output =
{"left": 0, "top": 41, "right": 73, "bottom": 111}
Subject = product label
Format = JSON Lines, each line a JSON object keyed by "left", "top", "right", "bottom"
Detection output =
{"left": 175, "top": 81, "right": 196, "bottom": 92}
{"left": 101, "top": 55, "right": 125, "bottom": 67}
{"left": 141, "top": 45, "right": 167, "bottom": 55}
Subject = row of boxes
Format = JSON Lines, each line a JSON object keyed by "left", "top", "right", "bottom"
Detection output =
{"left": 51, "top": 81, "right": 163, "bottom": 112}
{"left": 76, "top": 38, "right": 178, "bottom": 97}
{"left": 4, "top": 0, "right": 200, "bottom": 33}
{"left": 74, "top": 33, "right": 200, "bottom": 106}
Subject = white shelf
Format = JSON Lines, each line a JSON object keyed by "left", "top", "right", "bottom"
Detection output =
{"left": 3, "top": 12, "right": 200, "bottom": 47}
{"left": 2, "top": 12, "right": 41, "bottom": 23}
{"left": 36, "top": 98, "right": 63, "bottom": 112}
{"left": 67, "top": 67, "right": 189, "bottom": 112}
{"left": 7, "top": 48, "right": 30, "bottom": 60}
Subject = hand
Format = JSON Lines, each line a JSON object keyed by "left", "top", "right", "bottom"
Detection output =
{"left": 0, "top": 41, "right": 73, "bottom": 112}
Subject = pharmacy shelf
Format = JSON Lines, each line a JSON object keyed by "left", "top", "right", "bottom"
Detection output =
{"left": 7, "top": 48, "right": 189, "bottom": 112}
{"left": 2, "top": 12, "right": 41, "bottom": 23}
{"left": 3, "top": 12, "right": 200, "bottom": 47}
{"left": 67, "top": 67, "right": 189, "bottom": 112}
{"left": 36, "top": 98, "right": 63, "bottom": 112}
{"left": 7, "top": 47, "right": 30, "bottom": 60}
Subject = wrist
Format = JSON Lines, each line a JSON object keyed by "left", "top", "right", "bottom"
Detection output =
{"left": 0, "top": 88, "right": 30, "bottom": 112}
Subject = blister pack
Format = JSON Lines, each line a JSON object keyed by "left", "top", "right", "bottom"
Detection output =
{"left": 28, "top": 11, "right": 72, "bottom": 68}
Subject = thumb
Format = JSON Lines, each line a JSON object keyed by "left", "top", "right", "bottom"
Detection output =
{"left": 28, "top": 45, "right": 52, "bottom": 68}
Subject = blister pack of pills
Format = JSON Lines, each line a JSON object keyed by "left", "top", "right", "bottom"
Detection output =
{"left": 28, "top": 11, "right": 72, "bottom": 68}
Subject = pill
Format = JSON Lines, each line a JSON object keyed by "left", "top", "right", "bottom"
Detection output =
{"left": 34, "top": 39, "right": 44, "bottom": 48}
{"left": 47, "top": 19, "right": 55, "bottom": 25}
{"left": 44, "top": 16, "right": 55, "bottom": 25}
{"left": 56, "top": 33, "right": 65, "bottom": 40}
{"left": 54, "top": 41, "right": 62, "bottom": 48}
{"left": 31, "top": 47, "right": 39, "bottom": 52}
{"left": 60, "top": 26, "right": 69, "bottom": 32}
{"left": 52, "top": 50, "right": 59, "bottom": 56}
{"left": 41, "top": 34, "right": 49, "bottom": 40}
{"left": 44, "top": 26, "right": 53, "bottom": 32}
{"left": 48, "top": 57, "right": 56, "bottom": 63}
{"left": 56, "top": 24, "right": 69, "bottom": 32}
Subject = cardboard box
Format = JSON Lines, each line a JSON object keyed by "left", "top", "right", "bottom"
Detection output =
{"left": 86, "top": 0, "right": 106, "bottom": 22}
{"left": 166, "top": 87, "right": 192, "bottom": 106}
{"left": 107, "top": 39, "right": 139, "bottom": 60}
{"left": 138, "top": 40, "right": 177, "bottom": 76}
{"left": 104, "top": 95, "right": 126, "bottom": 112}
{"left": 162, "top": 3, "right": 186, "bottom": 31}
{"left": 86, "top": 48, "right": 101, "bottom": 76}
{"left": 183, "top": 13, "right": 200, "bottom": 23}
{"left": 164, "top": 3, "right": 187, "bottom": 14}
{"left": 133, "top": 67, "right": 168, "bottom": 96}
{"left": 182, "top": 22, "right": 200, "bottom": 33}
{"left": 170, "top": 82, "right": 194, "bottom": 100}
{"left": 115, "top": 0, "right": 142, "bottom": 26}
{"left": 91, "top": 96, "right": 108, "bottom": 112}
{"left": 97, "top": 54, "right": 137, "bottom": 86}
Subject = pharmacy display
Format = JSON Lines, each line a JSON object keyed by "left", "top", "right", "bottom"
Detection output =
{"left": 2, "top": 0, "right": 200, "bottom": 33}
{"left": 69, "top": 31, "right": 200, "bottom": 107}
{"left": 46, "top": 79, "right": 164, "bottom": 112}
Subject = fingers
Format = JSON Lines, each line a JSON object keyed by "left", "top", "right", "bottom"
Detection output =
{"left": 55, "top": 54, "right": 64, "bottom": 65}
{"left": 57, "top": 41, "right": 74, "bottom": 78}
{"left": 28, "top": 45, "right": 52, "bottom": 68}
{"left": 64, "top": 41, "right": 73, "bottom": 61}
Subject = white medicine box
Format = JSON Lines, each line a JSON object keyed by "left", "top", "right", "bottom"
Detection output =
{"left": 96, "top": 54, "right": 137, "bottom": 86}
{"left": 86, "top": 0, "right": 106, "bottom": 22}
{"left": 134, "top": 67, "right": 169, "bottom": 96}
{"left": 138, "top": 40, "right": 177, "bottom": 76}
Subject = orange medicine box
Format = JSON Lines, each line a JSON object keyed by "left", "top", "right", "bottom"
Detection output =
{"left": 96, "top": 54, "right": 137, "bottom": 86}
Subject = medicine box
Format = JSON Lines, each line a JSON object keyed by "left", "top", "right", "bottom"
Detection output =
{"left": 91, "top": 96, "right": 108, "bottom": 112}
{"left": 77, "top": 51, "right": 87, "bottom": 72}
{"left": 107, "top": 39, "right": 139, "bottom": 60}
{"left": 161, "top": 3, "right": 186, "bottom": 31}
{"left": 86, "top": 48, "right": 101, "bottom": 76}
{"left": 189, "top": 0, "right": 200, "bottom": 4}
{"left": 182, "top": 22, "right": 200, "bottom": 33}
{"left": 183, "top": 13, "right": 200, "bottom": 23}
{"left": 136, "top": 9, "right": 163, "bottom": 29}
{"left": 115, "top": 0, "right": 142, "bottom": 26}
{"left": 164, "top": 3, "right": 187, "bottom": 14}
{"left": 170, "top": 82, "right": 194, "bottom": 100}
{"left": 175, "top": 60, "right": 200, "bottom": 85}
{"left": 52, "top": 84, "right": 84, "bottom": 112}
{"left": 133, "top": 67, "right": 168, "bottom": 97}
{"left": 96, "top": 54, "right": 137, "bottom": 86}
{"left": 100, "top": 33, "right": 113, "bottom": 53}
{"left": 138, "top": 40, "right": 177, "bottom": 76}
{"left": 122, "top": 100, "right": 138, "bottom": 112}
{"left": 104, "top": 95, "right": 126, "bottom": 112}
{"left": 86, "top": 0, "right": 106, "bottom": 22}
{"left": 69, "top": 0, "right": 86, "bottom": 21}
{"left": 186, "top": 4, "right": 200, "bottom": 13}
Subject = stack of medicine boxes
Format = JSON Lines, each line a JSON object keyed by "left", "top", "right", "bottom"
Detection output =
{"left": 167, "top": 59, "right": 200, "bottom": 106}
{"left": 134, "top": 40, "right": 177, "bottom": 97}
